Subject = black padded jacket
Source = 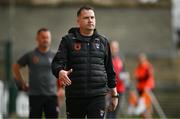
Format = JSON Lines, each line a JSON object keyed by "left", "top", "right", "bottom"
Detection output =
{"left": 51, "top": 27, "right": 116, "bottom": 98}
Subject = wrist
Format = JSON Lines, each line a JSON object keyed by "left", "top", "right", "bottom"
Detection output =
{"left": 58, "top": 70, "right": 64, "bottom": 77}
{"left": 110, "top": 87, "right": 117, "bottom": 95}
{"left": 112, "top": 93, "right": 119, "bottom": 98}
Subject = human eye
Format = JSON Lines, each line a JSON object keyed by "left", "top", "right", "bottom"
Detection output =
{"left": 91, "top": 16, "right": 95, "bottom": 19}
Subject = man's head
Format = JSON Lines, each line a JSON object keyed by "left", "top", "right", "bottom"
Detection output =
{"left": 36, "top": 28, "right": 51, "bottom": 50}
{"left": 110, "top": 40, "right": 120, "bottom": 55}
{"left": 77, "top": 5, "right": 96, "bottom": 34}
{"left": 138, "top": 53, "right": 148, "bottom": 64}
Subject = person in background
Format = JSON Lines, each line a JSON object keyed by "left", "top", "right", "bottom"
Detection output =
{"left": 51, "top": 5, "right": 118, "bottom": 119}
{"left": 12, "top": 28, "right": 59, "bottom": 119}
{"left": 134, "top": 53, "right": 155, "bottom": 118}
{"left": 106, "top": 40, "right": 126, "bottom": 119}
{"left": 57, "top": 79, "right": 66, "bottom": 118}
{"left": 57, "top": 80, "right": 65, "bottom": 108}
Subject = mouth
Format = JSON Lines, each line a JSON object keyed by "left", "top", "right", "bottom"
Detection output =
{"left": 88, "top": 24, "right": 94, "bottom": 27}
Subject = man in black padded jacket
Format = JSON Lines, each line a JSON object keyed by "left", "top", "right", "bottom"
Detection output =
{"left": 51, "top": 5, "right": 118, "bottom": 119}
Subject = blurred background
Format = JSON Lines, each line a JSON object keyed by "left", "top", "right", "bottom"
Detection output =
{"left": 0, "top": 0, "right": 180, "bottom": 118}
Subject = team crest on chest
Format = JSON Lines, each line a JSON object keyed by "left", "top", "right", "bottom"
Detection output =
{"left": 94, "top": 38, "right": 100, "bottom": 49}
{"left": 74, "top": 42, "right": 81, "bottom": 51}
{"left": 32, "top": 55, "right": 39, "bottom": 64}
{"left": 95, "top": 42, "right": 100, "bottom": 49}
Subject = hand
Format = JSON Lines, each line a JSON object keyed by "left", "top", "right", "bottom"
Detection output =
{"left": 108, "top": 97, "right": 118, "bottom": 112}
{"left": 14, "top": 79, "right": 29, "bottom": 91}
{"left": 22, "top": 82, "right": 29, "bottom": 92}
{"left": 107, "top": 88, "right": 118, "bottom": 111}
{"left": 58, "top": 69, "right": 73, "bottom": 86}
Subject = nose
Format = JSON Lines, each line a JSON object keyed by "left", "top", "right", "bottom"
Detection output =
{"left": 89, "top": 17, "right": 94, "bottom": 23}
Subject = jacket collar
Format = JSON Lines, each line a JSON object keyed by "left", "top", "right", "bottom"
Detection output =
{"left": 68, "top": 27, "right": 99, "bottom": 42}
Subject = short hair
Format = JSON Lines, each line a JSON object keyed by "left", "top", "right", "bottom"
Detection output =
{"left": 77, "top": 5, "right": 94, "bottom": 17}
{"left": 37, "top": 28, "right": 50, "bottom": 35}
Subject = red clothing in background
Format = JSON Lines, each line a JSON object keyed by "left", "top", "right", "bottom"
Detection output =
{"left": 112, "top": 56, "right": 125, "bottom": 93}
{"left": 134, "top": 61, "right": 155, "bottom": 92}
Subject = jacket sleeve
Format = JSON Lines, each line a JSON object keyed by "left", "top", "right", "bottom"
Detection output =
{"left": 51, "top": 37, "right": 68, "bottom": 78}
{"left": 104, "top": 40, "right": 116, "bottom": 88}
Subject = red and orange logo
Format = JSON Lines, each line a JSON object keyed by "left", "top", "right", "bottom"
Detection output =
{"left": 32, "top": 55, "right": 39, "bottom": 64}
{"left": 74, "top": 42, "right": 81, "bottom": 51}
